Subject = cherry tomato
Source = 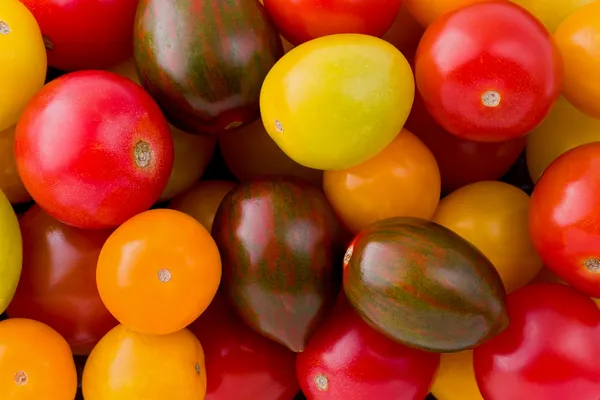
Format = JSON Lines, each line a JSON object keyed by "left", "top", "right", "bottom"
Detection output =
{"left": 0, "top": 126, "right": 31, "bottom": 204}
{"left": 0, "top": 318, "right": 78, "bottom": 400}
{"left": 510, "top": 0, "right": 595, "bottom": 33}
{"left": 6, "top": 205, "right": 118, "bottom": 355}
{"left": 402, "top": 0, "right": 488, "bottom": 26}
{"left": 431, "top": 351, "right": 483, "bottom": 400}
{"left": 473, "top": 283, "right": 600, "bottom": 400}
{"left": 20, "top": 0, "right": 138, "bottom": 71}
{"left": 0, "top": 188, "right": 22, "bottom": 315}
{"left": 82, "top": 324, "right": 206, "bottom": 400}
{"left": 415, "top": 1, "right": 562, "bottom": 142}
{"left": 96, "top": 209, "right": 221, "bottom": 335}
{"left": 15, "top": 70, "right": 174, "bottom": 229}
{"left": 382, "top": 5, "right": 425, "bottom": 58}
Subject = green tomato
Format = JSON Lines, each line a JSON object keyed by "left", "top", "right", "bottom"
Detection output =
{"left": 0, "top": 188, "right": 22, "bottom": 314}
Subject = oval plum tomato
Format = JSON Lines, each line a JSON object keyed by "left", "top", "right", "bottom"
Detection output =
{"left": 473, "top": 283, "right": 600, "bottom": 400}
{"left": 6, "top": 205, "right": 118, "bottom": 355}
{"left": 529, "top": 142, "right": 600, "bottom": 298}
{"left": 263, "top": 0, "right": 402, "bottom": 46}
{"left": 0, "top": 318, "right": 78, "bottom": 399}
{"left": 0, "top": 0, "right": 47, "bottom": 132}
{"left": 402, "top": 0, "right": 488, "bottom": 26}
{"left": 82, "top": 324, "right": 206, "bottom": 400}
{"left": 323, "top": 128, "right": 440, "bottom": 234}
{"left": 431, "top": 351, "right": 483, "bottom": 400}
{"left": 526, "top": 96, "right": 600, "bottom": 183}
{"left": 188, "top": 291, "right": 298, "bottom": 400}
{"left": 555, "top": 0, "right": 600, "bottom": 119}
{"left": 96, "top": 209, "right": 221, "bottom": 335}
{"left": 510, "top": 0, "right": 595, "bottom": 33}
{"left": 15, "top": 70, "right": 174, "bottom": 229}
{"left": 20, "top": 0, "right": 138, "bottom": 71}
{"left": 296, "top": 295, "right": 440, "bottom": 400}
{"left": 415, "top": 1, "right": 562, "bottom": 142}
{"left": 0, "top": 126, "right": 31, "bottom": 204}
{"left": 0, "top": 189, "right": 22, "bottom": 315}
{"left": 433, "top": 181, "right": 542, "bottom": 293}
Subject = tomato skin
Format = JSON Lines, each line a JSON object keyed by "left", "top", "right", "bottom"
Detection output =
{"left": 473, "top": 283, "right": 600, "bottom": 400}
{"left": 20, "top": 0, "right": 138, "bottom": 71}
{"left": 415, "top": 1, "right": 562, "bottom": 142}
{"left": 15, "top": 70, "right": 174, "bottom": 229}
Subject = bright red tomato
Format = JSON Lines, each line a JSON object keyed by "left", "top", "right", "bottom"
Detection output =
{"left": 415, "top": 1, "right": 562, "bottom": 142}
{"left": 296, "top": 295, "right": 440, "bottom": 400}
{"left": 15, "top": 71, "right": 174, "bottom": 229}
{"left": 263, "top": 0, "right": 403, "bottom": 46}
{"left": 529, "top": 142, "right": 600, "bottom": 298}
{"left": 6, "top": 205, "right": 118, "bottom": 355}
{"left": 473, "top": 283, "right": 600, "bottom": 400}
{"left": 188, "top": 291, "right": 298, "bottom": 400}
{"left": 20, "top": 0, "right": 139, "bottom": 71}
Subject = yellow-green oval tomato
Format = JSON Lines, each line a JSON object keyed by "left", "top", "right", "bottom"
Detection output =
{"left": 526, "top": 96, "right": 600, "bottom": 183}
{"left": 0, "top": 0, "right": 47, "bottom": 131}
{"left": 260, "top": 33, "right": 415, "bottom": 171}
{"left": 0, "top": 188, "right": 22, "bottom": 313}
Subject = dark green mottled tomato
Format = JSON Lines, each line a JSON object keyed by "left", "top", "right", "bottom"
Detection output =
{"left": 212, "top": 177, "right": 343, "bottom": 352}
{"left": 134, "top": 0, "right": 284, "bottom": 135}
{"left": 343, "top": 217, "right": 509, "bottom": 352}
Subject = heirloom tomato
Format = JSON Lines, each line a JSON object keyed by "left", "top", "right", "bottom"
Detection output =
{"left": 20, "top": 0, "right": 138, "bottom": 71}
{"left": 7, "top": 205, "right": 118, "bottom": 355}
{"left": 510, "top": 0, "right": 595, "bottom": 32}
{"left": 402, "top": 0, "right": 488, "bottom": 26}
{"left": 0, "top": 318, "right": 78, "bottom": 400}
{"left": 15, "top": 71, "right": 174, "bottom": 229}
{"left": 0, "top": 126, "right": 31, "bottom": 204}
{"left": 474, "top": 283, "right": 600, "bottom": 400}
{"left": 0, "top": 188, "right": 22, "bottom": 315}
{"left": 431, "top": 351, "right": 483, "bottom": 400}
{"left": 415, "top": 1, "right": 562, "bottom": 142}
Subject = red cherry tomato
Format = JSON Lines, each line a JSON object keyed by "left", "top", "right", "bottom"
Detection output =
{"left": 6, "top": 205, "right": 118, "bottom": 355}
{"left": 415, "top": 1, "right": 562, "bottom": 142}
{"left": 263, "top": 0, "right": 402, "bottom": 46}
{"left": 188, "top": 291, "right": 299, "bottom": 400}
{"left": 20, "top": 0, "right": 138, "bottom": 71}
{"left": 473, "top": 283, "right": 600, "bottom": 400}
{"left": 15, "top": 71, "right": 174, "bottom": 229}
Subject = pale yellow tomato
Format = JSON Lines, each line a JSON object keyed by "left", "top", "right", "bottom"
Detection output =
{"left": 431, "top": 351, "right": 483, "bottom": 400}
{"left": 0, "top": 188, "right": 22, "bottom": 314}
{"left": 0, "top": 0, "right": 47, "bottom": 131}
{"left": 433, "top": 181, "right": 542, "bottom": 293}
{"left": 260, "top": 33, "right": 415, "bottom": 171}
{"left": 510, "top": 0, "right": 594, "bottom": 32}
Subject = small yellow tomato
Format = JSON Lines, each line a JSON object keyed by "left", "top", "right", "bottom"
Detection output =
{"left": 0, "top": 187, "right": 22, "bottom": 314}
{"left": 431, "top": 351, "right": 483, "bottom": 400}
{"left": 0, "top": 0, "right": 47, "bottom": 131}
{"left": 433, "top": 181, "right": 542, "bottom": 293}
{"left": 260, "top": 33, "right": 414, "bottom": 171}
{"left": 323, "top": 129, "right": 440, "bottom": 233}
{"left": 509, "top": 0, "right": 594, "bottom": 32}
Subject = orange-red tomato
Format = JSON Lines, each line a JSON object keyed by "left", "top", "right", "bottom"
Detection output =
{"left": 96, "top": 209, "right": 222, "bottom": 335}
{"left": 0, "top": 125, "right": 31, "bottom": 204}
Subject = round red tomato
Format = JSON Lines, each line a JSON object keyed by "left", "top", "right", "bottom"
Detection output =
{"left": 473, "top": 283, "right": 600, "bottom": 400}
{"left": 415, "top": 1, "right": 562, "bottom": 142}
{"left": 529, "top": 142, "right": 600, "bottom": 298}
{"left": 20, "top": 0, "right": 138, "bottom": 71}
{"left": 188, "top": 291, "right": 298, "bottom": 400}
{"left": 6, "top": 205, "right": 118, "bottom": 355}
{"left": 263, "top": 0, "right": 402, "bottom": 46}
{"left": 15, "top": 71, "right": 174, "bottom": 229}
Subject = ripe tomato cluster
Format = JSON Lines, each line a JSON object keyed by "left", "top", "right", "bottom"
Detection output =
{"left": 0, "top": 0, "right": 599, "bottom": 399}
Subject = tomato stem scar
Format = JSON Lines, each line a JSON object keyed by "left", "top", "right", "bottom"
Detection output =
{"left": 275, "top": 120, "right": 284, "bottom": 133}
{"left": 134, "top": 141, "right": 152, "bottom": 168}
{"left": 0, "top": 21, "right": 11, "bottom": 35}
{"left": 14, "top": 371, "right": 27, "bottom": 386}
{"left": 481, "top": 91, "right": 501, "bottom": 107}
{"left": 584, "top": 259, "right": 600, "bottom": 273}
{"left": 195, "top": 363, "right": 201, "bottom": 375}
{"left": 314, "top": 374, "right": 329, "bottom": 391}
{"left": 43, "top": 35, "right": 55, "bottom": 51}
{"left": 158, "top": 268, "right": 172, "bottom": 282}
{"left": 343, "top": 245, "right": 353, "bottom": 266}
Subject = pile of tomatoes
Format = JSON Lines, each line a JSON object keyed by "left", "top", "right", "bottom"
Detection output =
{"left": 1, "top": 0, "right": 600, "bottom": 399}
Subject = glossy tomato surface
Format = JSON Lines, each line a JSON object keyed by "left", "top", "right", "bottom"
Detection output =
{"left": 415, "top": 1, "right": 562, "bottom": 142}
{"left": 473, "top": 283, "right": 600, "bottom": 400}
{"left": 15, "top": 70, "right": 174, "bottom": 229}
{"left": 7, "top": 205, "right": 118, "bottom": 355}
{"left": 0, "top": 188, "right": 22, "bottom": 316}
{"left": 20, "top": 0, "right": 138, "bottom": 71}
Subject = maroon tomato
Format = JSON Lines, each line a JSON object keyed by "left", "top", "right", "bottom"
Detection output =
{"left": 415, "top": 1, "right": 562, "bottom": 142}
{"left": 473, "top": 283, "right": 600, "bottom": 400}
{"left": 263, "top": 0, "right": 402, "bottom": 46}
{"left": 296, "top": 295, "right": 440, "bottom": 400}
{"left": 188, "top": 291, "right": 299, "bottom": 400}
{"left": 6, "top": 205, "right": 118, "bottom": 355}
{"left": 20, "top": 0, "right": 138, "bottom": 71}
{"left": 15, "top": 71, "right": 174, "bottom": 229}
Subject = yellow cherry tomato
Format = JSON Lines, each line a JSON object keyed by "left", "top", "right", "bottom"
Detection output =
{"left": 433, "top": 181, "right": 542, "bottom": 293}
{"left": 0, "top": 187, "right": 22, "bottom": 314}
{"left": 431, "top": 351, "right": 483, "bottom": 400}
{"left": 323, "top": 128, "right": 440, "bottom": 233}
{"left": 509, "top": 0, "right": 594, "bottom": 32}
{"left": 0, "top": 0, "right": 47, "bottom": 131}
{"left": 526, "top": 96, "right": 600, "bottom": 183}
{"left": 555, "top": 0, "right": 600, "bottom": 119}
{"left": 260, "top": 33, "right": 415, "bottom": 171}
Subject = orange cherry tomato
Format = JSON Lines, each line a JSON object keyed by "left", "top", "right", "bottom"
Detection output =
{"left": 323, "top": 128, "right": 440, "bottom": 233}
{"left": 0, "top": 318, "right": 78, "bottom": 400}
{"left": 403, "top": 0, "right": 489, "bottom": 26}
{"left": 82, "top": 324, "right": 206, "bottom": 400}
{"left": 0, "top": 125, "right": 31, "bottom": 204}
{"left": 510, "top": 0, "right": 595, "bottom": 33}
{"left": 431, "top": 351, "right": 483, "bottom": 400}
{"left": 96, "top": 209, "right": 222, "bottom": 335}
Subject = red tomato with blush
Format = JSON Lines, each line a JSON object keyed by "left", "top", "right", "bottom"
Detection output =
{"left": 15, "top": 70, "right": 174, "bottom": 229}
{"left": 6, "top": 205, "right": 118, "bottom": 355}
